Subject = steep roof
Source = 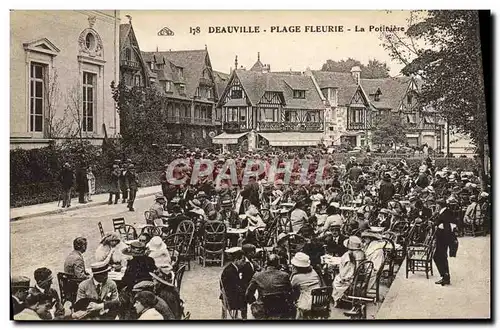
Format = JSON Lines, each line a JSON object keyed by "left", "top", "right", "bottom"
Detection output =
{"left": 119, "top": 24, "right": 131, "bottom": 49}
{"left": 311, "top": 71, "right": 358, "bottom": 106}
{"left": 250, "top": 59, "right": 265, "bottom": 72}
{"left": 232, "top": 70, "right": 323, "bottom": 109}
{"left": 142, "top": 49, "right": 209, "bottom": 98}
{"left": 213, "top": 71, "right": 230, "bottom": 100}
{"left": 360, "top": 76, "right": 411, "bottom": 111}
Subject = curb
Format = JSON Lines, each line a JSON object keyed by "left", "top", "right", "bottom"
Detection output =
{"left": 10, "top": 191, "right": 158, "bottom": 222}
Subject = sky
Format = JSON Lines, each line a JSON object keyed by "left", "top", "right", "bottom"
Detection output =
{"left": 122, "top": 10, "right": 413, "bottom": 76}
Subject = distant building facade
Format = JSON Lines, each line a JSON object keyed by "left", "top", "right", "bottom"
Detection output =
{"left": 10, "top": 10, "right": 121, "bottom": 149}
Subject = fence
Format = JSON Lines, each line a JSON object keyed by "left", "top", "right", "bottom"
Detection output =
{"left": 10, "top": 171, "right": 161, "bottom": 208}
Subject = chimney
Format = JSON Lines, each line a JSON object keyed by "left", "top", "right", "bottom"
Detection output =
{"left": 235, "top": 55, "right": 238, "bottom": 70}
{"left": 258, "top": 52, "right": 260, "bottom": 61}
{"left": 350, "top": 66, "right": 361, "bottom": 84}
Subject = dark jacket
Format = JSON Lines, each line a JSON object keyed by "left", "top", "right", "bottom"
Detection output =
{"left": 416, "top": 173, "right": 430, "bottom": 189}
{"left": 241, "top": 182, "right": 260, "bottom": 208}
{"left": 76, "top": 168, "right": 89, "bottom": 193}
{"left": 109, "top": 169, "right": 121, "bottom": 193}
{"left": 156, "top": 285, "right": 182, "bottom": 320}
{"left": 245, "top": 266, "right": 292, "bottom": 304}
{"left": 325, "top": 234, "right": 348, "bottom": 257}
{"left": 29, "top": 286, "right": 63, "bottom": 320}
{"left": 220, "top": 263, "right": 246, "bottom": 310}
{"left": 434, "top": 207, "right": 454, "bottom": 242}
{"left": 11, "top": 296, "right": 25, "bottom": 317}
{"left": 122, "top": 256, "right": 156, "bottom": 290}
{"left": 59, "top": 168, "right": 75, "bottom": 189}
{"left": 125, "top": 171, "right": 139, "bottom": 191}
{"left": 379, "top": 180, "right": 395, "bottom": 204}
{"left": 119, "top": 170, "right": 128, "bottom": 191}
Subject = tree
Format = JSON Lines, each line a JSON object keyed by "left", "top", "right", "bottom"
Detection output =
{"left": 320, "top": 58, "right": 391, "bottom": 78}
{"left": 380, "top": 10, "right": 490, "bottom": 188}
{"left": 371, "top": 113, "right": 408, "bottom": 148}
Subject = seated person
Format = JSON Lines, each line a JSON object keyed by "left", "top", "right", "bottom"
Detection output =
{"left": 290, "top": 252, "right": 322, "bottom": 319}
{"left": 244, "top": 205, "right": 265, "bottom": 229}
{"left": 361, "top": 231, "right": 385, "bottom": 290}
{"left": 64, "top": 237, "right": 90, "bottom": 280}
{"left": 356, "top": 211, "right": 370, "bottom": 232}
{"left": 332, "top": 236, "right": 365, "bottom": 307}
{"left": 133, "top": 291, "right": 164, "bottom": 320}
{"left": 29, "top": 268, "right": 63, "bottom": 319}
{"left": 291, "top": 200, "right": 309, "bottom": 233}
{"left": 95, "top": 232, "right": 126, "bottom": 271}
{"left": 131, "top": 281, "right": 175, "bottom": 320}
{"left": 14, "top": 291, "right": 53, "bottom": 320}
{"left": 319, "top": 205, "right": 343, "bottom": 234}
{"left": 148, "top": 193, "right": 168, "bottom": 223}
{"left": 150, "top": 268, "right": 183, "bottom": 320}
{"left": 323, "top": 225, "right": 348, "bottom": 257}
{"left": 165, "top": 205, "right": 190, "bottom": 234}
{"left": 245, "top": 254, "right": 294, "bottom": 319}
{"left": 11, "top": 275, "right": 30, "bottom": 317}
{"left": 146, "top": 236, "right": 172, "bottom": 273}
{"left": 122, "top": 242, "right": 157, "bottom": 291}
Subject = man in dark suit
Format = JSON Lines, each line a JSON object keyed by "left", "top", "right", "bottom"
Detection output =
{"left": 433, "top": 199, "right": 454, "bottom": 285}
{"left": 241, "top": 244, "right": 260, "bottom": 309}
{"left": 125, "top": 164, "right": 140, "bottom": 211}
{"left": 75, "top": 262, "right": 120, "bottom": 319}
{"left": 64, "top": 237, "right": 90, "bottom": 279}
{"left": 220, "top": 249, "right": 248, "bottom": 319}
{"left": 379, "top": 174, "right": 395, "bottom": 208}
{"left": 246, "top": 254, "right": 293, "bottom": 319}
{"left": 11, "top": 275, "right": 30, "bottom": 318}
{"left": 122, "top": 241, "right": 157, "bottom": 290}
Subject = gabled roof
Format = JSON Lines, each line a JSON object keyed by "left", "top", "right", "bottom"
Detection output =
{"left": 229, "top": 70, "right": 323, "bottom": 109}
{"left": 119, "top": 24, "right": 131, "bottom": 49}
{"left": 213, "top": 70, "right": 230, "bottom": 100}
{"left": 311, "top": 71, "right": 358, "bottom": 106}
{"left": 142, "top": 49, "right": 210, "bottom": 98}
{"left": 250, "top": 59, "right": 265, "bottom": 72}
{"left": 360, "top": 76, "right": 411, "bottom": 111}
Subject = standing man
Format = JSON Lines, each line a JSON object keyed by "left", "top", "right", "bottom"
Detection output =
{"left": 125, "top": 164, "right": 139, "bottom": 212}
{"left": 64, "top": 237, "right": 90, "bottom": 280}
{"left": 379, "top": 173, "right": 395, "bottom": 208}
{"left": 59, "top": 162, "right": 74, "bottom": 208}
{"left": 76, "top": 164, "right": 88, "bottom": 204}
{"left": 108, "top": 164, "right": 121, "bottom": 205}
{"left": 160, "top": 164, "right": 169, "bottom": 199}
{"left": 220, "top": 249, "right": 248, "bottom": 319}
{"left": 11, "top": 275, "right": 30, "bottom": 317}
{"left": 120, "top": 161, "right": 129, "bottom": 204}
{"left": 433, "top": 199, "right": 454, "bottom": 286}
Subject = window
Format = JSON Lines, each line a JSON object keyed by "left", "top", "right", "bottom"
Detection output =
{"left": 374, "top": 93, "right": 380, "bottom": 102}
{"left": 227, "top": 108, "right": 238, "bottom": 121}
{"left": 178, "top": 67, "right": 184, "bottom": 79}
{"left": 82, "top": 72, "right": 96, "bottom": 132}
{"left": 293, "top": 90, "right": 305, "bottom": 99}
{"left": 407, "top": 93, "right": 413, "bottom": 104}
{"left": 85, "top": 33, "right": 95, "bottom": 50}
{"left": 350, "top": 108, "right": 363, "bottom": 123}
{"left": 231, "top": 89, "right": 243, "bottom": 99}
{"left": 195, "top": 87, "right": 201, "bottom": 97}
{"left": 284, "top": 111, "right": 298, "bottom": 122}
{"left": 29, "top": 62, "right": 45, "bottom": 132}
{"left": 216, "top": 107, "right": 222, "bottom": 121}
{"left": 329, "top": 126, "right": 334, "bottom": 131}
{"left": 134, "top": 75, "right": 141, "bottom": 87}
{"left": 150, "top": 62, "right": 154, "bottom": 70}
{"left": 178, "top": 84, "right": 186, "bottom": 95}
{"left": 407, "top": 113, "right": 417, "bottom": 124}
{"left": 240, "top": 108, "right": 246, "bottom": 121}
{"left": 206, "top": 87, "right": 212, "bottom": 99}
{"left": 165, "top": 81, "right": 172, "bottom": 92}
{"left": 260, "top": 108, "right": 276, "bottom": 122}
{"left": 125, "top": 48, "right": 131, "bottom": 61}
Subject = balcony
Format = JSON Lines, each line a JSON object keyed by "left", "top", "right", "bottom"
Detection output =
{"left": 223, "top": 121, "right": 248, "bottom": 133}
{"left": 193, "top": 117, "right": 213, "bottom": 125}
{"left": 347, "top": 122, "right": 365, "bottom": 130}
{"left": 120, "top": 59, "right": 140, "bottom": 71}
{"left": 166, "top": 115, "right": 191, "bottom": 124}
{"left": 257, "top": 121, "right": 324, "bottom": 132}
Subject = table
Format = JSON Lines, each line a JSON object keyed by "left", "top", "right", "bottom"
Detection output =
{"left": 256, "top": 247, "right": 274, "bottom": 253}
{"left": 339, "top": 206, "right": 356, "bottom": 211}
{"left": 226, "top": 228, "right": 248, "bottom": 235}
{"left": 321, "top": 255, "right": 342, "bottom": 266}
{"left": 123, "top": 239, "right": 138, "bottom": 245}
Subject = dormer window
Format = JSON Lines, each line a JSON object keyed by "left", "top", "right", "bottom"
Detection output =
{"left": 125, "top": 48, "right": 131, "bottom": 61}
{"left": 293, "top": 90, "right": 305, "bottom": 99}
{"left": 178, "top": 84, "right": 186, "bottom": 95}
{"left": 178, "top": 67, "right": 184, "bottom": 79}
{"left": 407, "top": 93, "right": 413, "bottom": 104}
{"left": 165, "top": 81, "right": 172, "bottom": 92}
{"left": 374, "top": 88, "right": 382, "bottom": 102}
{"left": 231, "top": 89, "right": 243, "bottom": 99}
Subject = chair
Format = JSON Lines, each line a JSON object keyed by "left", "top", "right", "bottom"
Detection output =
{"left": 163, "top": 233, "right": 191, "bottom": 270}
{"left": 112, "top": 218, "right": 126, "bottom": 232}
{"left": 366, "top": 250, "right": 387, "bottom": 303}
{"left": 261, "top": 292, "right": 295, "bottom": 320}
{"left": 174, "top": 264, "right": 187, "bottom": 295}
{"left": 57, "top": 272, "right": 85, "bottom": 305}
{"left": 198, "top": 221, "right": 226, "bottom": 267}
{"left": 141, "top": 225, "right": 163, "bottom": 237}
{"left": 341, "top": 260, "right": 375, "bottom": 319}
{"left": 307, "top": 286, "right": 333, "bottom": 319}
{"left": 380, "top": 237, "right": 396, "bottom": 284}
{"left": 98, "top": 222, "right": 105, "bottom": 238}
{"left": 144, "top": 211, "right": 155, "bottom": 225}
{"left": 277, "top": 214, "right": 293, "bottom": 234}
{"left": 406, "top": 232, "right": 436, "bottom": 279}
{"left": 341, "top": 193, "right": 354, "bottom": 207}
{"left": 117, "top": 224, "right": 137, "bottom": 241}
{"left": 175, "top": 220, "right": 196, "bottom": 270}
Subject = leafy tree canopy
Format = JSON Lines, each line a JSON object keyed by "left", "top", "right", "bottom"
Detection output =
{"left": 371, "top": 113, "right": 408, "bottom": 147}
{"left": 320, "top": 58, "right": 390, "bottom": 78}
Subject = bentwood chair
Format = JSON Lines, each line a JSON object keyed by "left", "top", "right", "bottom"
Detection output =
{"left": 98, "top": 222, "right": 105, "bottom": 238}
{"left": 307, "top": 286, "right": 333, "bottom": 319}
{"left": 198, "top": 221, "right": 226, "bottom": 267}
{"left": 112, "top": 217, "right": 126, "bottom": 232}
{"left": 57, "top": 272, "right": 85, "bottom": 305}
{"left": 117, "top": 224, "right": 137, "bottom": 241}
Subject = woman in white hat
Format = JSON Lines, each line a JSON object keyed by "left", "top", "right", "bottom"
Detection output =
{"left": 147, "top": 236, "right": 172, "bottom": 273}
{"left": 332, "top": 236, "right": 365, "bottom": 305}
{"left": 95, "top": 232, "right": 126, "bottom": 271}
{"left": 290, "top": 252, "right": 321, "bottom": 319}
{"left": 361, "top": 231, "right": 385, "bottom": 290}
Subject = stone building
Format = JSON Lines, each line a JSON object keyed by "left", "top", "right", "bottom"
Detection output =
{"left": 10, "top": 10, "right": 121, "bottom": 149}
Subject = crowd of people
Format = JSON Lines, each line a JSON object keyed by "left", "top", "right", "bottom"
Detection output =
{"left": 14, "top": 146, "right": 491, "bottom": 320}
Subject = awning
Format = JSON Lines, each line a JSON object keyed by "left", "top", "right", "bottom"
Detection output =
{"left": 223, "top": 99, "right": 248, "bottom": 107}
{"left": 212, "top": 132, "right": 248, "bottom": 145}
{"left": 258, "top": 132, "right": 324, "bottom": 147}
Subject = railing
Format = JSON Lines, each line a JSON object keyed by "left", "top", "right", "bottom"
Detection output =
{"left": 257, "top": 121, "right": 324, "bottom": 132}
{"left": 120, "top": 59, "right": 140, "bottom": 70}
{"left": 223, "top": 121, "right": 248, "bottom": 132}
{"left": 347, "top": 122, "right": 365, "bottom": 130}
{"left": 179, "top": 116, "right": 192, "bottom": 124}
{"left": 193, "top": 118, "right": 213, "bottom": 125}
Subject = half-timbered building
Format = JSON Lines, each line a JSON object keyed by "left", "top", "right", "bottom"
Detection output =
{"left": 119, "top": 20, "right": 152, "bottom": 88}
{"left": 214, "top": 55, "right": 327, "bottom": 151}
{"left": 142, "top": 49, "right": 221, "bottom": 148}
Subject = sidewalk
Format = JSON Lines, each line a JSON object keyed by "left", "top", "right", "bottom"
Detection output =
{"left": 376, "top": 236, "right": 491, "bottom": 319}
{"left": 10, "top": 185, "right": 162, "bottom": 221}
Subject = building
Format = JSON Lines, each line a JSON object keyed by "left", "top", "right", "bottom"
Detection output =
{"left": 311, "top": 67, "right": 446, "bottom": 150}
{"left": 119, "top": 19, "right": 152, "bottom": 88}
{"left": 214, "top": 54, "right": 327, "bottom": 151}
{"left": 141, "top": 49, "right": 221, "bottom": 148}
{"left": 10, "top": 10, "right": 121, "bottom": 149}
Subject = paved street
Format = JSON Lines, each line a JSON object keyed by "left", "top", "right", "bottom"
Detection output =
{"left": 377, "top": 236, "right": 491, "bottom": 319}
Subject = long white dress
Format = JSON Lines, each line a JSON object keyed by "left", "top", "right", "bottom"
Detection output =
{"left": 331, "top": 250, "right": 365, "bottom": 302}
{"left": 364, "top": 241, "right": 386, "bottom": 290}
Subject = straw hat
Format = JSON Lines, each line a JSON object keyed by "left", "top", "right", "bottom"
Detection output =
{"left": 344, "top": 236, "right": 363, "bottom": 250}
{"left": 90, "top": 261, "right": 111, "bottom": 275}
{"left": 122, "top": 241, "right": 147, "bottom": 257}
{"left": 149, "top": 268, "right": 175, "bottom": 287}
{"left": 132, "top": 281, "right": 155, "bottom": 292}
{"left": 147, "top": 236, "right": 167, "bottom": 252}
{"left": 291, "top": 252, "right": 311, "bottom": 268}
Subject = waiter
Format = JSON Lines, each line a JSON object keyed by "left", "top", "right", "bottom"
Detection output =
{"left": 433, "top": 199, "right": 454, "bottom": 286}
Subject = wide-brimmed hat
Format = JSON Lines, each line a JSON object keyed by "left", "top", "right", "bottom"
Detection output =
{"left": 122, "top": 241, "right": 147, "bottom": 256}
{"left": 90, "top": 261, "right": 111, "bottom": 275}
{"left": 132, "top": 281, "right": 155, "bottom": 292}
{"left": 344, "top": 236, "right": 363, "bottom": 250}
{"left": 147, "top": 236, "right": 167, "bottom": 252}
{"left": 361, "top": 231, "right": 383, "bottom": 240}
{"left": 189, "top": 199, "right": 202, "bottom": 208}
{"left": 149, "top": 268, "right": 175, "bottom": 287}
{"left": 291, "top": 252, "right": 311, "bottom": 268}
{"left": 12, "top": 275, "right": 30, "bottom": 289}
{"left": 100, "top": 232, "right": 121, "bottom": 245}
